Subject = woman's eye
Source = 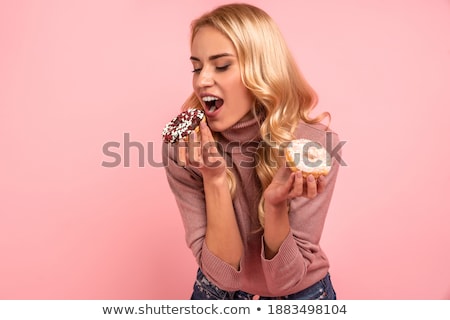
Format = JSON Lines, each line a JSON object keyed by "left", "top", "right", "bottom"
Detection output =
{"left": 216, "top": 64, "right": 230, "bottom": 72}
{"left": 192, "top": 68, "right": 202, "bottom": 73}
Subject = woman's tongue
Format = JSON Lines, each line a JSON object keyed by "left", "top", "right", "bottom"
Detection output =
{"left": 207, "top": 99, "right": 224, "bottom": 112}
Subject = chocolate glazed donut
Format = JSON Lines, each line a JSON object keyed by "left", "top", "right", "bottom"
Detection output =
{"left": 162, "top": 109, "right": 205, "bottom": 144}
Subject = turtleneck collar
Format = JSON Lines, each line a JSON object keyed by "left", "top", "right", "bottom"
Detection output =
{"left": 217, "top": 114, "right": 262, "bottom": 144}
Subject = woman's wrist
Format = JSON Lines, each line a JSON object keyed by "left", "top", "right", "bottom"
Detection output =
{"left": 202, "top": 172, "right": 228, "bottom": 189}
{"left": 264, "top": 199, "right": 289, "bottom": 213}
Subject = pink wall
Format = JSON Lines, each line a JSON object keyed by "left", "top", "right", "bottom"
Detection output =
{"left": 1, "top": 0, "right": 449, "bottom": 299}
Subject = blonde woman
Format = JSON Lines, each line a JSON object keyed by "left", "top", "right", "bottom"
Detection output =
{"left": 163, "top": 3, "right": 342, "bottom": 300}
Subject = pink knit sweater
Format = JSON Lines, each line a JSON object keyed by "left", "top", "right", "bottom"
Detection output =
{"left": 163, "top": 115, "right": 341, "bottom": 297}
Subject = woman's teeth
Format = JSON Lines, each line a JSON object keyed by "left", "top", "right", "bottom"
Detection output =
{"left": 202, "top": 96, "right": 218, "bottom": 102}
{"left": 202, "top": 96, "right": 220, "bottom": 112}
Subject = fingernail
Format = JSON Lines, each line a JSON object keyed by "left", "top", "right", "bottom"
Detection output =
{"left": 307, "top": 175, "right": 315, "bottom": 182}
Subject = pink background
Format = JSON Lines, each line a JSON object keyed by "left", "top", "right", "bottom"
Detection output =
{"left": 1, "top": 0, "right": 449, "bottom": 300}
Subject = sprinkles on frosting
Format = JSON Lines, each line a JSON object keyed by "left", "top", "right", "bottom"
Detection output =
{"left": 162, "top": 109, "right": 205, "bottom": 144}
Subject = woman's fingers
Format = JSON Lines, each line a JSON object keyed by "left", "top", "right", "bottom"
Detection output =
{"left": 317, "top": 175, "right": 327, "bottom": 193}
{"left": 176, "top": 122, "right": 212, "bottom": 168}
{"left": 200, "top": 121, "right": 214, "bottom": 144}
{"left": 266, "top": 166, "right": 331, "bottom": 205}
{"left": 288, "top": 171, "right": 304, "bottom": 198}
{"left": 290, "top": 173, "right": 327, "bottom": 199}
{"left": 176, "top": 141, "right": 187, "bottom": 166}
{"left": 305, "top": 174, "right": 318, "bottom": 198}
{"left": 199, "top": 122, "right": 223, "bottom": 168}
{"left": 272, "top": 162, "right": 293, "bottom": 184}
{"left": 185, "top": 131, "right": 201, "bottom": 167}
{"left": 264, "top": 171, "right": 295, "bottom": 206}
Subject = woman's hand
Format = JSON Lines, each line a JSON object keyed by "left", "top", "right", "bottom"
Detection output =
{"left": 177, "top": 121, "right": 227, "bottom": 182}
{"left": 264, "top": 164, "right": 327, "bottom": 208}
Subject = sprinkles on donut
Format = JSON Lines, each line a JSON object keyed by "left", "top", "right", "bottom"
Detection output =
{"left": 162, "top": 108, "right": 205, "bottom": 144}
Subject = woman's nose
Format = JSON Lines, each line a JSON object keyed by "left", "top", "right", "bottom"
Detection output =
{"left": 196, "top": 69, "right": 214, "bottom": 87}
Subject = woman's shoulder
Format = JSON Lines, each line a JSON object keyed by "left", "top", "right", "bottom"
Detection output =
{"left": 294, "top": 120, "right": 340, "bottom": 138}
{"left": 293, "top": 120, "right": 340, "bottom": 149}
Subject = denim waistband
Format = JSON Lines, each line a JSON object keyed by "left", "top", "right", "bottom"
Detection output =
{"left": 192, "top": 268, "right": 336, "bottom": 300}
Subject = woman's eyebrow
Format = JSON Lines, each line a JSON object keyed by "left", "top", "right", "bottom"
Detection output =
{"left": 190, "top": 53, "right": 234, "bottom": 61}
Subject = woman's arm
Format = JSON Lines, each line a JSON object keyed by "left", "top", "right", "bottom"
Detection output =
{"left": 263, "top": 167, "right": 323, "bottom": 259}
{"left": 260, "top": 126, "right": 342, "bottom": 294}
{"left": 203, "top": 175, "right": 243, "bottom": 269}
{"left": 175, "top": 121, "right": 243, "bottom": 270}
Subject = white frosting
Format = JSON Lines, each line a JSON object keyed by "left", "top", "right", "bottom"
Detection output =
{"left": 285, "top": 139, "right": 331, "bottom": 174}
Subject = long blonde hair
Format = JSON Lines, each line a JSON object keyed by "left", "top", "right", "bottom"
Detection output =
{"left": 182, "top": 3, "right": 329, "bottom": 227}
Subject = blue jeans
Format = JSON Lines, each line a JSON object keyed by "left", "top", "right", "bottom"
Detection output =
{"left": 190, "top": 268, "right": 337, "bottom": 300}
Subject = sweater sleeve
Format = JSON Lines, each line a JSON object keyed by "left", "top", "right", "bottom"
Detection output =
{"left": 260, "top": 125, "right": 342, "bottom": 294}
{"left": 162, "top": 143, "right": 241, "bottom": 291}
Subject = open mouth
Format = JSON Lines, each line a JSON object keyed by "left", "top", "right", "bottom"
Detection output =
{"left": 202, "top": 96, "right": 224, "bottom": 113}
